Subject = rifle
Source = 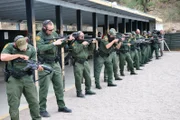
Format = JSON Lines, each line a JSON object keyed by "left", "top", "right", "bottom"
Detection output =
{"left": 23, "top": 60, "right": 53, "bottom": 73}
{"left": 116, "top": 33, "right": 125, "bottom": 42}
{"left": 76, "top": 39, "right": 94, "bottom": 44}
{"left": 13, "top": 58, "right": 53, "bottom": 73}
{"left": 136, "top": 38, "right": 153, "bottom": 44}
{"left": 44, "top": 35, "right": 71, "bottom": 44}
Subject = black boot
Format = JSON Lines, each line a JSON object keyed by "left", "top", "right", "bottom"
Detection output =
{"left": 136, "top": 68, "right": 142, "bottom": 70}
{"left": 40, "top": 111, "right": 50, "bottom": 117}
{"left": 96, "top": 84, "right": 102, "bottom": 89}
{"left": 85, "top": 90, "right": 96, "bottom": 95}
{"left": 77, "top": 92, "right": 85, "bottom": 98}
{"left": 120, "top": 72, "right": 125, "bottom": 76}
{"left": 107, "top": 83, "right": 117, "bottom": 87}
{"left": 130, "top": 72, "right": 137, "bottom": 75}
{"left": 58, "top": 107, "right": 72, "bottom": 113}
{"left": 156, "top": 57, "right": 159, "bottom": 59}
{"left": 140, "top": 64, "right": 144, "bottom": 67}
{"left": 115, "top": 77, "right": 123, "bottom": 80}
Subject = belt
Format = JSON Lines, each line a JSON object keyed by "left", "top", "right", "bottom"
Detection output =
{"left": 131, "top": 48, "right": 136, "bottom": 51}
{"left": 99, "top": 50, "right": 112, "bottom": 58}
{"left": 9, "top": 70, "right": 31, "bottom": 79}
{"left": 74, "top": 58, "right": 88, "bottom": 64}
{"left": 119, "top": 50, "right": 129, "bottom": 54}
{"left": 39, "top": 56, "right": 59, "bottom": 63}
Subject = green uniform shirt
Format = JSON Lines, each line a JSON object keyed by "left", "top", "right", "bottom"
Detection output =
{"left": 129, "top": 38, "right": 136, "bottom": 50}
{"left": 143, "top": 35, "right": 148, "bottom": 39}
{"left": 99, "top": 35, "right": 114, "bottom": 54}
{"left": 120, "top": 39, "right": 130, "bottom": 51}
{"left": 70, "top": 40, "right": 94, "bottom": 60}
{"left": 152, "top": 35, "right": 159, "bottom": 48}
{"left": 1, "top": 43, "right": 36, "bottom": 70}
{"left": 136, "top": 34, "right": 144, "bottom": 39}
{"left": 36, "top": 30, "right": 67, "bottom": 58}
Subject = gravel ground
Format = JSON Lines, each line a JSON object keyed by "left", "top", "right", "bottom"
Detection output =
{"left": 3, "top": 51, "right": 180, "bottom": 120}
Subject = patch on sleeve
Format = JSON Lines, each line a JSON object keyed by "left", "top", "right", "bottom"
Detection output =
{"left": 36, "top": 36, "right": 41, "bottom": 41}
{"left": 3, "top": 44, "right": 8, "bottom": 49}
{"left": 49, "top": 40, "right": 54, "bottom": 43}
{"left": 72, "top": 43, "right": 75, "bottom": 46}
{"left": 103, "top": 36, "right": 108, "bottom": 41}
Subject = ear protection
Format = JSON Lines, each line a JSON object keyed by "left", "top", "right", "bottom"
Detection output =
{"left": 71, "top": 31, "right": 81, "bottom": 40}
{"left": 42, "top": 20, "right": 52, "bottom": 31}
{"left": 14, "top": 35, "right": 24, "bottom": 42}
{"left": 76, "top": 31, "right": 82, "bottom": 40}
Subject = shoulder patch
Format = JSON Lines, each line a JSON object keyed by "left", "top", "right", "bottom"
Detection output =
{"left": 36, "top": 36, "right": 41, "bottom": 41}
{"left": 50, "top": 40, "right": 54, "bottom": 43}
{"left": 3, "top": 44, "right": 8, "bottom": 49}
{"left": 103, "top": 36, "right": 108, "bottom": 41}
{"left": 72, "top": 43, "right": 75, "bottom": 46}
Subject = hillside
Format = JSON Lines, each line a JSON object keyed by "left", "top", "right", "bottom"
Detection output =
{"left": 109, "top": 0, "right": 180, "bottom": 32}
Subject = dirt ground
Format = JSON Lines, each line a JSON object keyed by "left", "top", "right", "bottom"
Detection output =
{"left": 3, "top": 51, "right": 180, "bottom": 120}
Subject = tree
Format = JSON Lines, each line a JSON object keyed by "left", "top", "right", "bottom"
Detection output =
{"left": 136, "top": 0, "right": 154, "bottom": 13}
{"left": 107, "top": 0, "right": 154, "bottom": 12}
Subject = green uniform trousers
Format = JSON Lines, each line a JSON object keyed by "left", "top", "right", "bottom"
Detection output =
{"left": 137, "top": 49, "right": 142, "bottom": 65}
{"left": 144, "top": 46, "right": 148, "bottom": 63}
{"left": 94, "top": 53, "right": 113, "bottom": 85}
{"left": 6, "top": 75, "right": 41, "bottom": 120}
{"left": 73, "top": 61, "right": 91, "bottom": 93}
{"left": 147, "top": 44, "right": 152, "bottom": 60}
{"left": 141, "top": 46, "right": 146, "bottom": 64}
{"left": 151, "top": 45, "right": 159, "bottom": 59}
{"left": 104, "top": 51, "right": 120, "bottom": 80}
{"left": 38, "top": 62, "right": 65, "bottom": 112}
{"left": 130, "top": 49, "right": 140, "bottom": 70}
{"left": 119, "top": 52, "right": 135, "bottom": 73}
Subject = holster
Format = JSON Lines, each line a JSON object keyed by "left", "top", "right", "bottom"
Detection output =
{"left": 131, "top": 48, "right": 136, "bottom": 51}
{"left": 74, "top": 58, "right": 87, "bottom": 65}
{"left": 99, "top": 51, "right": 110, "bottom": 58}
{"left": 3, "top": 69, "right": 10, "bottom": 82}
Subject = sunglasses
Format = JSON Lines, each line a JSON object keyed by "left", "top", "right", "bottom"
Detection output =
{"left": 47, "top": 29, "right": 54, "bottom": 32}
{"left": 79, "top": 35, "right": 84, "bottom": 38}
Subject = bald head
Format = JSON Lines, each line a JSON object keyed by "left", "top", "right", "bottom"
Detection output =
{"left": 42, "top": 20, "right": 54, "bottom": 35}
{"left": 78, "top": 31, "right": 84, "bottom": 40}
{"left": 136, "top": 29, "right": 140, "bottom": 35}
{"left": 160, "top": 30, "right": 164, "bottom": 34}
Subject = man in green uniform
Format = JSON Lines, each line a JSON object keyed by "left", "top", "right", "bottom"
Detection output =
{"left": 151, "top": 32, "right": 160, "bottom": 59}
{"left": 103, "top": 51, "right": 122, "bottom": 81}
{"left": 141, "top": 31, "right": 148, "bottom": 64}
{"left": 147, "top": 31, "right": 153, "bottom": 61}
{"left": 94, "top": 28, "right": 120, "bottom": 89}
{"left": 129, "top": 32, "right": 141, "bottom": 70}
{"left": 36, "top": 20, "right": 72, "bottom": 117}
{"left": 117, "top": 34, "right": 137, "bottom": 76}
{"left": 70, "top": 31, "right": 96, "bottom": 98}
{"left": 104, "top": 32, "right": 122, "bottom": 82}
{"left": 136, "top": 29, "right": 144, "bottom": 66}
{"left": 1, "top": 35, "right": 42, "bottom": 120}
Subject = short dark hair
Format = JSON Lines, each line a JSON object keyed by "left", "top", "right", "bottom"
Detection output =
{"left": 42, "top": 20, "right": 53, "bottom": 27}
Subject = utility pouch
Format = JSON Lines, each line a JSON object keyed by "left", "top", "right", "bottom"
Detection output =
{"left": 10, "top": 70, "right": 27, "bottom": 79}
